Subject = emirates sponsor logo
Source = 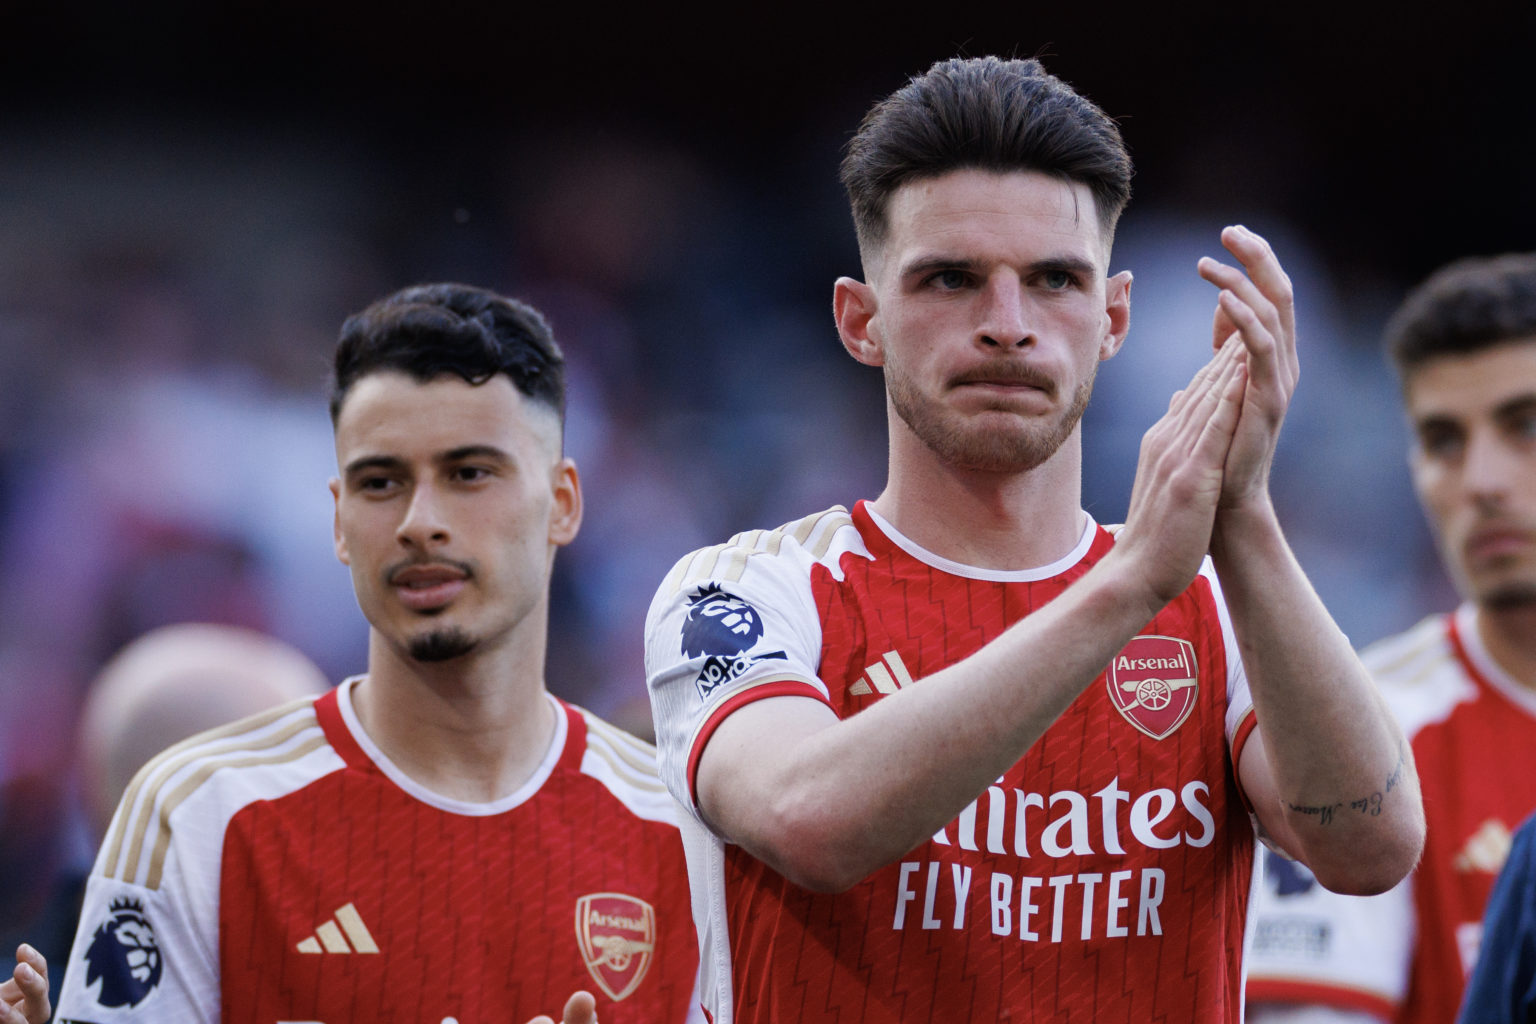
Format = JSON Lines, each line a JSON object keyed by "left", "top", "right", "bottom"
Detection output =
{"left": 1106, "top": 635, "right": 1199, "bottom": 740}
{"left": 936, "top": 776, "right": 1216, "bottom": 859}
{"left": 575, "top": 893, "right": 655, "bottom": 1002}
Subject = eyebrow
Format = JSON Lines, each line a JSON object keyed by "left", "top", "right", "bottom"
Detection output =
{"left": 1493, "top": 394, "right": 1536, "bottom": 420}
{"left": 898, "top": 254, "right": 1099, "bottom": 281}
{"left": 343, "top": 445, "right": 513, "bottom": 478}
{"left": 1414, "top": 392, "right": 1536, "bottom": 428}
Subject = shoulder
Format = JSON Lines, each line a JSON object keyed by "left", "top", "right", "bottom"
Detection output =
{"left": 1358, "top": 613, "right": 1475, "bottom": 733}
{"left": 654, "top": 505, "right": 864, "bottom": 598}
{"left": 95, "top": 694, "right": 341, "bottom": 890}
{"left": 569, "top": 705, "right": 679, "bottom": 829}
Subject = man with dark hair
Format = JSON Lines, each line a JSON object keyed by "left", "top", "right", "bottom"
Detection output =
{"left": 1248, "top": 253, "right": 1536, "bottom": 1024}
{"left": 54, "top": 284, "right": 702, "bottom": 1023}
{"left": 645, "top": 55, "right": 1423, "bottom": 1022}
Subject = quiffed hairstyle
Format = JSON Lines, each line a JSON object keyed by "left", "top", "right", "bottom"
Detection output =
{"left": 840, "top": 56, "right": 1133, "bottom": 259}
{"left": 330, "top": 283, "right": 565, "bottom": 424}
{"left": 1385, "top": 253, "right": 1536, "bottom": 378}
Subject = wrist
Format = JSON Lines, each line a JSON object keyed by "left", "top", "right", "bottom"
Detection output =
{"left": 1211, "top": 494, "right": 1282, "bottom": 564}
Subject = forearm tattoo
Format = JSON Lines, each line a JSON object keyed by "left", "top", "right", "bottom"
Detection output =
{"left": 1285, "top": 746, "right": 1408, "bottom": 826}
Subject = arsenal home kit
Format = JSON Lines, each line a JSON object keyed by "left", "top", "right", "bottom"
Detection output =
{"left": 55, "top": 680, "right": 702, "bottom": 1024}
{"left": 646, "top": 501, "right": 1261, "bottom": 1024}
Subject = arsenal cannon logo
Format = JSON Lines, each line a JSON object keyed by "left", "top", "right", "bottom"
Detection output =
{"left": 575, "top": 892, "right": 656, "bottom": 1001}
{"left": 1105, "top": 635, "right": 1199, "bottom": 740}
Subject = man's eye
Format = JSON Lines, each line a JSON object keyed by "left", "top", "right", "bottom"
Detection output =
{"left": 931, "top": 269, "right": 969, "bottom": 290}
{"left": 454, "top": 466, "right": 490, "bottom": 483}
{"left": 1042, "top": 270, "right": 1075, "bottom": 290}
{"left": 1418, "top": 430, "right": 1464, "bottom": 459}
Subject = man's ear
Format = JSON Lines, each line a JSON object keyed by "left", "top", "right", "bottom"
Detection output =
{"left": 329, "top": 478, "right": 349, "bottom": 565}
{"left": 1099, "top": 270, "right": 1133, "bottom": 361}
{"left": 548, "top": 458, "right": 583, "bottom": 548}
{"left": 834, "top": 277, "right": 884, "bottom": 367}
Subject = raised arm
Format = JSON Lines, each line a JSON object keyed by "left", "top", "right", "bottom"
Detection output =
{"left": 690, "top": 338, "right": 1251, "bottom": 892}
{"left": 1198, "top": 225, "right": 1424, "bottom": 894}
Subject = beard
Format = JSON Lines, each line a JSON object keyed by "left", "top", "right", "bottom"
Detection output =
{"left": 888, "top": 365, "right": 1096, "bottom": 473}
{"left": 1481, "top": 580, "right": 1536, "bottom": 611}
{"left": 408, "top": 627, "right": 478, "bottom": 663}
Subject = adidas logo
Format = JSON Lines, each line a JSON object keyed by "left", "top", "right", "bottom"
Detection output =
{"left": 848, "top": 651, "right": 914, "bottom": 696}
{"left": 1454, "top": 819, "right": 1513, "bottom": 875}
{"left": 296, "top": 902, "right": 379, "bottom": 954}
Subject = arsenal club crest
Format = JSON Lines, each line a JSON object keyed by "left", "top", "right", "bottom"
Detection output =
{"left": 575, "top": 893, "right": 655, "bottom": 1001}
{"left": 1106, "top": 634, "right": 1199, "bottom": 740}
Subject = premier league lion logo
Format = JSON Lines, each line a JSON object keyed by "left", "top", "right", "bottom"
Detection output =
{"left": 681, "top": 584, "right": 784, "bottom": 700}
{"left": 681, "top": 584, "right": 764, "bottom": 657}
{"left": 83, "top": 897, "right": 163, "bottom": 1008}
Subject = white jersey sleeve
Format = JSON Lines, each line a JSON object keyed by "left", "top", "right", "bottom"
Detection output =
{"left": 54, "top": 697, "right": 339, "bottom": 1023}
{"left": 644, "top": 508, "right": 865, "bottom": 818}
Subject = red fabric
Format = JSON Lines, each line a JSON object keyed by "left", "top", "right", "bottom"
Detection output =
{"left": 1395, "top": 616, "right": 1536, "bottom": 1024}
{"left": 218, "top": 696, "right": 698, "bottom": 1023}
{"left": 718, "top": 502, "right": 1253, "bottom": 1023}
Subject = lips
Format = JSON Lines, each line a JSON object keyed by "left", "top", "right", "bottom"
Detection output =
{"left": 388, "top": 562, "right": 470, "bottom": 612}
{"left": 950, "top": 365, "right": 1056, "bottom": 396}
{"left": 1464, "top": 527, "right": 1535, "bottom": 564}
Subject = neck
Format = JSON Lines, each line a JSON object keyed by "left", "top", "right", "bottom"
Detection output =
{"left": 1476, "top": 603, "right": 1536, "bottom": 692}
{"left": 870, "top": 422, "right": 1086, "bottom": 570}
{"left": 351, "top": 624, "right": 556, "bottom": 803}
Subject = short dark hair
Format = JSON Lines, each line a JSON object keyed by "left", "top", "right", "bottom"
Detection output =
{"left": 330, "top": 283, "right": 565, "bottom": 424}
{"left": 1385, "top": 253, "right": 1536, "bottom": 378}
{"left": 840, "top": 56, "right": 1133, "bottom": 259}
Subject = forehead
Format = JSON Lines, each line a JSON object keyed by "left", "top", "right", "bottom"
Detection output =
{"left": 880, "top": 168, "right": 1107, "bottom": 271}
{"left": 333, "top": 372, "right": 558, "bottom": 460}
{"left": 1404, "top": 340, "right": 1536, "bottom": 418}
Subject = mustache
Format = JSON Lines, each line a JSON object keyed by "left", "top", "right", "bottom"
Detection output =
{"left": 949, "top": 363, "right": 1057, "bottom": 394}
{"left": 384, "top": 556, "right": 475, "bottom": 584}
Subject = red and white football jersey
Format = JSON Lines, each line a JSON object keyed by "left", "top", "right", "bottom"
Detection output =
{"left": 55, "top": 678, "right": 704, "bottom": 1024}
{"left": 1247, "top": 604, "right": 1536, "bottom": 1023}
{"left": 645, "top": 502, "right": 1260, "bottom": 1023}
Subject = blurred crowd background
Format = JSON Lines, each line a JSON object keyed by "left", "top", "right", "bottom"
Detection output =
{"left": 1, "top": 0, "right": 1531, "bottom": 960}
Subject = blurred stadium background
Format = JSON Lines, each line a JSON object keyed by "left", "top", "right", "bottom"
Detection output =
{"left": 1, "top": 0, "right": 1531, "bottom": 954}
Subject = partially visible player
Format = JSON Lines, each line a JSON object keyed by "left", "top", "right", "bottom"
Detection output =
{"left": 645, "top": 56, "right": 1422, "bottom": 1023}
{"left": 24, "top": 624, "right": 329, "bottom": 996}
{"left": 78, "top": 623, "right": 331, "bottom": 838}
{"left": 1248, "top": 253, "right": 1536, "bottom": 1023}
{"left": 1459, "top": 810, "right": 1536, "bottom": 1022}
{"left": 54, "top": 284, "right": 702, "bottom": 1023}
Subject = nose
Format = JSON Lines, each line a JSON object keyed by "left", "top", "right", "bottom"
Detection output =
{"left": 396, "top": 481, "right": 450, "bottom": 548}
{"left": 976, "top": 273, "right": 1031, "bottom": 349}
{"left": 1462, "top": 429, "right": 1514, "bottom": 508}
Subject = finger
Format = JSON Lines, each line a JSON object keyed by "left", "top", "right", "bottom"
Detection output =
{"left": 1216, "top": 289, "right": 1283, "bottom": 396}
{"left": 1162, "top": 338, "right": 1245, "bottom": 459}
{"left": 1198, "top": 255, "right": 1282, "bottom": 348}
{"left": 564, "top": 990, "right": 598, "bottom": 1024}
{"left": 1197, "top": 227, "right": 1296, "bottom": 383}
{"left": 11, "top": 958, "right": 47, "bottom": 1024}
{"left": 525, "top": 1016, "right": 556, "bottom": 1024}
{"left": 13, "top": 947, "right": 44, "bottom": 987}
{"left": 1161, "top": 333, "right": 1241, "bottom": 422}
{"left": 1217, "top": 224, "right": 1297, "bottom": 361}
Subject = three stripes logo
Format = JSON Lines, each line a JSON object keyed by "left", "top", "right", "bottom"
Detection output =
{"left": 848, "top": 650, "right": 915, "bottom": 696}
{"left": 295, "top": 902, "right": 379, "bottom": 955}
